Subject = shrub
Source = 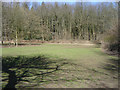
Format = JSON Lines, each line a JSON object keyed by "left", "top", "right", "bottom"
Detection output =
{"left": 102, "top": 25, "right": 118, "bottom": 52}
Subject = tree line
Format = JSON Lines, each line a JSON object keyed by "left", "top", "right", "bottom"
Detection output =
{"left": 2, "top": 2, "right": 118, "bottom": 46}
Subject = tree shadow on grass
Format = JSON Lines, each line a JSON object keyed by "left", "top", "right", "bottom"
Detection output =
{"left": 102, "top": 58, "right": 119, "bottom": 74}
{"left": 2, "top": 55, "right": 66, "bottom": 89}
{"left": 93, "top": 50, "right": 119, "bottom": 74}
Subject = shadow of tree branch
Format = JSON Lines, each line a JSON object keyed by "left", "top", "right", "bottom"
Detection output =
{"left": 2, "top": 55, "right": 66, "bottom": 89}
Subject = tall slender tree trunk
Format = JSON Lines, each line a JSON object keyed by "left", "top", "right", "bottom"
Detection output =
{"left": 70, "top": 23, "right": 72, "bottom": 39}
{"left": 42, "top": 29, "right": 44, "bottom": 42}
{"left": 88, "top": 28, "right": 91, "bottom": 41}
{"left": 15, "top": 30, "right": 18, "bottom": 47}
{"left": 52, "top": 18, "right": 54, "bottom": 40}
{"left": 5, "top": 28, "right": 7, "bottom": 43}
{"left": 95, "top": 34, "right": 97, "bottom": 40}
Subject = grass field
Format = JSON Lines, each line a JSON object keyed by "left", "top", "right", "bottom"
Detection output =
{"left": 2, "top": 43, "right": 118, "bottom": 88}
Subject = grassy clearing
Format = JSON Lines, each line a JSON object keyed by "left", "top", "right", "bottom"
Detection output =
{"left": 2, "top": 44, "right": 118, "bottom": 88}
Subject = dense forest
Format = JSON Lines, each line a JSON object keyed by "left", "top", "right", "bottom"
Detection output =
{"left": 2, "top": 2, "right": 119, "bottom": 89}
{"left": 2, "top": 2, "right": 118, "bottom": 51}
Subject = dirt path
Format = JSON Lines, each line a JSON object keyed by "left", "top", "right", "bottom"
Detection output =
{"left": 2, "top": 40, "right": 96, "bottom": 48}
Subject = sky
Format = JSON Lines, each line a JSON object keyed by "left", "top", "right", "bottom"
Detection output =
{"left": 4, "top": 0, "right": 117, "bottom": 9}
{"left": 23, "top": 0, "right": 117, "bottom": 9}
{"left": 21, "top": 0, "right": 100, "bottom": 9}
{"left": 2, "top": 0, "right": 119, "bottom": 2}
{"left": 28, "top": 2, "right": 99, "bottom": 9}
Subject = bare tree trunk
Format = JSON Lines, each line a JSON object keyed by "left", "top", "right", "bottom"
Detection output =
{"left": 42, "top": 29, "right": 44, "bottom": 42}
{"left": 15, "top": 30, "right": 18, "bottom": 47}
{"left": 2, "top": 41, "right": 3, "bottom": 45}
{"left": 95, "top": 34, "right": 97, "bottom": 40}
{"left": 88, "top": 29, "right": 91, "bottom": 41}
{"left": 70, "top": 23, "right": 72, "bottom": 39}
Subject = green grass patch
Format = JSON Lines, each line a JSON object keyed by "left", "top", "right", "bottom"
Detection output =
{"left": 2, "top": 44, "right": 118, "bottom": 88}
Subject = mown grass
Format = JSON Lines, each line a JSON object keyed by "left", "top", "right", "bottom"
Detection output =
{"left": 2, "top": 44, "right": 118, "bottom": 88}
{"left": 2, "top": 44, "right": 110, "bottom": 59}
